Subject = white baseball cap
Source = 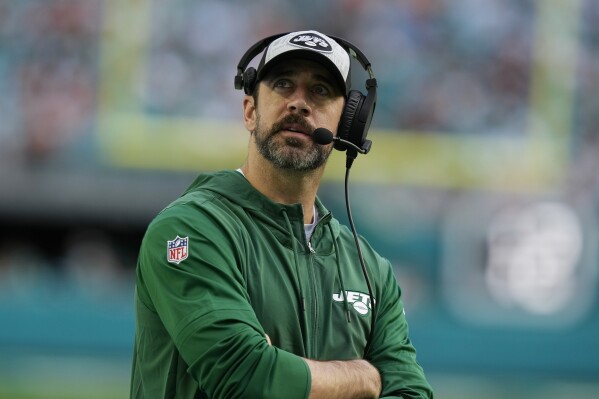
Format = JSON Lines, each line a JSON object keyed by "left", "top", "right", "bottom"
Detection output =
{"left": 256, "top": 30, "right": 351, "bottom": 94}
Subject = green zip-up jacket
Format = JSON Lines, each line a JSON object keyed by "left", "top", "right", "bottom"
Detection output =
{"left": 130, "top": 170, "right": 433, "bottom": 399}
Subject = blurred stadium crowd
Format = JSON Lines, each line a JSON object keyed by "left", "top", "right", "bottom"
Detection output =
{"left": 1, "top": 1, "right": 599, "bottom": 397}
{"left": 1, "top": 0, "right": 598, "bottom": 161}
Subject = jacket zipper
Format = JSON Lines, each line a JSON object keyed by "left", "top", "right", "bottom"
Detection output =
{"left": 307, "top": 239, "right": 318, "bottom": 358}
{"left": 305, "top": 211, "right": 331, "bottom": 358}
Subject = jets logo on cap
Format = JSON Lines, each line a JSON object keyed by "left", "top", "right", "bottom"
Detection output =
{"left": 288, "top": 33, "right": 333, "bottom": 52}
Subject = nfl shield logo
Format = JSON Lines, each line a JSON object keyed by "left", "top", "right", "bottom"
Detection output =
{"left": 167, "top": 235, "right": 189, "bottom": 264}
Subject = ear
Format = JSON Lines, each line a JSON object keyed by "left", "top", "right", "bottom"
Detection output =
{"left": 243, "top": 95, "right": 256, "bottom": 133}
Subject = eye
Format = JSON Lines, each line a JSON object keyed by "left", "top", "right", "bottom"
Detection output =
{"left": 312, "top": 84, "right": 331, "bottom": 97}
{"left": 273, "top": 78, "right": 293, "bottom": 89}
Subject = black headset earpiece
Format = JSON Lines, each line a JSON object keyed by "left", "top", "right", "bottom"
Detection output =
{"left": 242, "top": 67, "right": 257, "bottom": 95}
{"left": 234, "top": 33, "right": 377, "bottom": 154}
{"left": 335, "top": 90, "right": 362, "bottom": 152}
{"left": 335, "top": 78, "right": 377, "bottom": 155}
{"left": 330, "top": 37, "right": 377, "bottom": 155}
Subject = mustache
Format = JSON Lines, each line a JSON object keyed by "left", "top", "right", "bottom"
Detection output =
{"left": 270, "top": 114, "right": 315, "bottom": 136}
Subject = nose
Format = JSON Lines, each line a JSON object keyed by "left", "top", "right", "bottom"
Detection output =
{"left": 287, "top": 87, "right": 312, "bottom": 116}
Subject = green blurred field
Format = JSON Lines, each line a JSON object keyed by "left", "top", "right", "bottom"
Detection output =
{"left": 1, "top": 356, "right": 598, "bottom": 399}
{"left": 0, "top": 354, "right": 129, "bottom": 399}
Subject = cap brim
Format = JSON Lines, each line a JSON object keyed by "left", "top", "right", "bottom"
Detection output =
{"left": 257, "top": 49, "right": 349, "bottom": 95}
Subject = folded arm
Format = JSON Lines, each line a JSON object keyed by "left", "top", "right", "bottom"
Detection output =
{"left": 265, "top": 334, "right": 381, "bottom": 398}
{"left": 305, "top": 358, "right": 381, "bottom": 399}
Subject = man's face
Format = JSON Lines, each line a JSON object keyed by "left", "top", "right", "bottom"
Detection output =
{"left": 243, "top": 59, "right": 345, "bottom": 172}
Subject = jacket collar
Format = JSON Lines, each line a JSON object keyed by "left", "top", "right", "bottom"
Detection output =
{"left": 182, "top": 170, "right": 340, "bottom": 250}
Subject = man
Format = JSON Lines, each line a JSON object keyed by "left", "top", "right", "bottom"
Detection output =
{"left": 130, "top": 30, "right": 433, "bottom": 398}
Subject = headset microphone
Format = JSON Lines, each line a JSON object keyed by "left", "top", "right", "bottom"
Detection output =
{"left": 312, "top": 128, "right": 371, "bottom": 155}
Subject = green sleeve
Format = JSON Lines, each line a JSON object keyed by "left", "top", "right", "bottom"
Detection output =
{"left": 137, "top": 205, "right": 310, "bottom": 399}
{"left": 367, "top": 259, "right": 434, "bottom": 399}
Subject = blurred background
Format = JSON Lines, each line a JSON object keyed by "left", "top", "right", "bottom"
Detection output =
{"left": 1, "top": 0, "right": 598, "bottom": 398}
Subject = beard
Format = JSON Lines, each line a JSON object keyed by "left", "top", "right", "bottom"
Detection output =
{"left": 254, "top": 113, "right": 332, "bottom": 172}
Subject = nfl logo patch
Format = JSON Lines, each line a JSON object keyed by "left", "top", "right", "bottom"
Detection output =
{"left": 167, "top": 235, "right": 189, "bottom": 264}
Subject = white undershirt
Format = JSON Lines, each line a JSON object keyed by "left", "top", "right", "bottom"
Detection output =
{"left": 236, "top": 168, "right": 317, "bottom": 242}
{"left": 304, "top": 205, "right": 318, "bottom": 241}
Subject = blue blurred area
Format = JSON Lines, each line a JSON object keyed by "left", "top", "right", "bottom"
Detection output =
{"left": 1, "top": 1, "right": 599, "bottom": 398}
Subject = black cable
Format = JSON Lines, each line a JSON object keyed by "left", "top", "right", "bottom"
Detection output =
{"left": 344, "top": 152, "right": 377, "bottom": 358}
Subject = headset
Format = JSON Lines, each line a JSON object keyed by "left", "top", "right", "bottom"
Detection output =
{"left": 234, "top": 32, "right": 378, "bottom": 157}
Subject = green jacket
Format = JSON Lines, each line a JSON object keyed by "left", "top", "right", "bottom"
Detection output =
{"left": 130, "top": 170, "right": 433, "bottom": 398}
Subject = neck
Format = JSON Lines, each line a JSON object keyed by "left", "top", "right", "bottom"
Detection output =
{"left": 241, "top": 154, "right": 324, "bottom": 224}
